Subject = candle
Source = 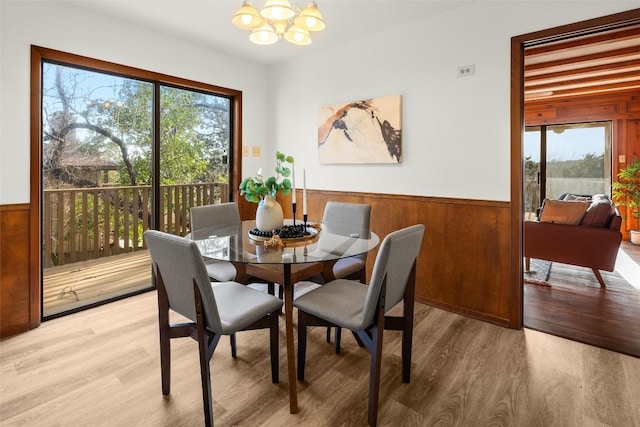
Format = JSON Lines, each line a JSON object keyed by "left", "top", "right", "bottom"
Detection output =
{"left": 291, "top": 166, "right": 296, "bottom": 204}
{"left": 303, "top": 169, "right": 307, "bottom": 215}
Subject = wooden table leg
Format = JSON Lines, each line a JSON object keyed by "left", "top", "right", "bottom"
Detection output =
{"left": 282, "top": 263, "right": 298, "bottom": 413}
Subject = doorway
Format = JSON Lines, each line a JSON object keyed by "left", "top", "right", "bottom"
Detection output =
{"left": 511, "top": 9, "right": 640, "bottom": 357}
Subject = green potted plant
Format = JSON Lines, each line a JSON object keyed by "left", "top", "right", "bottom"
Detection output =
{"left": 612, "top": 158, "right": 640, "bottom": 245}
{"left": 239, "top": 151, "right": 294, "bottom": 231}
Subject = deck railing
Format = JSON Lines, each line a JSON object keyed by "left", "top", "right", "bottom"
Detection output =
{"left": 43, "top": 182, "right": 228, "bottom": 267}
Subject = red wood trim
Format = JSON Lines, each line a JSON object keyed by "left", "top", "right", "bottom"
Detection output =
{"left": 525, "top": 45, "right": 640, "bottom": 73}
{"left": 525, "top": 59, "right": 640, "bottom": 82}
{"left": 0, "top": 203, "right": 29, "bottom": 212}
{"left": 525, "top": 26, "right": 640, "bottom": 57}
{"left": 510, "top": 35, "right": 525, "bottom": 330}
{"left": 30, "top": 47, "right": 42, "bottom": 329}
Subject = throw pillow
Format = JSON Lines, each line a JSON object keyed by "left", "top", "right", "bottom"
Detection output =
{"left": 539, "top": 199, "right": 590, "bottom": 225}
{"left": 581, "top": 194, "right": 615, "bottom": 227}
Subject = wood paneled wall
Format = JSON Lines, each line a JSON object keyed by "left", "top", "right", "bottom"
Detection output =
{"left": 525, "top": 91, "right": 640, "bottom": 237}
{"left": 243, "top": 191, "right": 513, "bottom": 327}
{"left": 0, "top": 204, "right": 35, "bottom": 337}
{"left": 1, "top": 194, "right": 512, "bottom": 337}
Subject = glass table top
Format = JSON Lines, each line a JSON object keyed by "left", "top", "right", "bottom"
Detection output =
{"left": 191, "top": 219, "right": 379, "bottom": 265}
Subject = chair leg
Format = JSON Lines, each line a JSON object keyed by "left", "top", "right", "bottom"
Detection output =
{"left": 156, "top": 270, "right": 172, "bottom": 396}
{"left": 525, "top": 257, "right": 531, "bottom": 272}
{"left": 230, "top": 333, "right": 237, "bottom": 358}
{"left": 270, "top": 313, "right": 280, "bottom": 384}
{"left": 368, "top": 320, "right": 385, "bottom": 427}
{"left": 334, "top": 327, "right": 341, "bottom": 354}
{"left": 159, "top": 318, "right": 171, "bottom": 396}
{"left": 297, "top": 312, "right": 308, "bottom": 381}
{"left": 592, "top": 269, "right": 606, "bottom": 288}
{"left": 326, "top": 327, "right": 331, "bottom": 343}
{"left": 194, "top": 283, "right": 215, "bottom": 427}
{"left": 267, "top": 281, "right": 275, "bottom": 295}
{"left": 402, "top": 261, "right": 416, "bottom": 383}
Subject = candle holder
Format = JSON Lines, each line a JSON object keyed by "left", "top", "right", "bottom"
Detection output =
{"left": 303, "top": 213, "right": 309, "bottom": 235}
{"left": 292, "top": 202, "right": 297, "bottom": 226}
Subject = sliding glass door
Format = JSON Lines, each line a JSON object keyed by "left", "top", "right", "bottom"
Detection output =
{"left": 41, "top": 60, "right": 233, "bottom": 318}
{"left": 524, "top": 121, "right": 612, "bottom": 219}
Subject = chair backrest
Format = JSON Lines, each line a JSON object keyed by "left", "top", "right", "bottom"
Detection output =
{"left": 190, "top": 202, "right": 241, "bottom": 240}
{"left": 323, "top": 202, "right": 371, "bottom": 260}
{"left": 362, "top": 224, "right": 425, "bottom": 326}
{"left": 144, "top": 230, "right": 222, "bottom": 333}
{"left": 322, "top": 202, "right": 371, "bottom": 236}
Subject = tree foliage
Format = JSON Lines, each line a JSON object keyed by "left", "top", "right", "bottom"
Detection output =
{"left": 42, "top": 63, "right": 230, "bottom": 189}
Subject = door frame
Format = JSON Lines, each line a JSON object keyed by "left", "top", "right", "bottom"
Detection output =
{"left": 29, "top": 46, "right": 244, "bottom": 326}
{"left": 510, "top": 8, "right": 640, "bottom": 328}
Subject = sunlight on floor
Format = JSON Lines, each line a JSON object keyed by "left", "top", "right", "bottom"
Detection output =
{"left": 615, "top": 248, "right": 640, "bottom": 289}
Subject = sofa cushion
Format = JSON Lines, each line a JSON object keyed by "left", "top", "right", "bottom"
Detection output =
{"left": 581, "top": 194, "right": 616, "bottom": 228}
{"left": 539, "top": 199, "right": 590, "bottom": 225}
{"left": 560, "top": 193, "right": 592, "bottom": 201}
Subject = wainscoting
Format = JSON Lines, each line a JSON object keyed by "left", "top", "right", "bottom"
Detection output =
{"left": 0, "top": 204, "right": 34, "bottom": 336}
{"left": 2, "top": 192, "right": 513, "bottom": 337}
{"left": 245, "top": 190, "right": 513, "bottom": 327}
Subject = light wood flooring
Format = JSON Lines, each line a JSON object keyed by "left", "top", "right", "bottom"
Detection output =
{"left": 2, "top": 291, "right": 639, "bottom": 426}
{"left": 524, "top": 241, "right": 640, "bottom": 358}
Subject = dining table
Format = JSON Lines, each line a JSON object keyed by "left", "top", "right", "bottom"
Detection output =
{"left": 191, "top": 219, "right": 380, "bottom": 414}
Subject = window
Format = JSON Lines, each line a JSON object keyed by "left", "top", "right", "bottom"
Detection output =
{"left": 32, "top": 46, "right": 242, "bottom": 318}
{"left": 524, "top": 121, "right": 612, "bottom": 219}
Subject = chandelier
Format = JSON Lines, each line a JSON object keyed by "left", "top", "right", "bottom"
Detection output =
{"left": 232, "top": 1, "right": 325, "bottom": 46}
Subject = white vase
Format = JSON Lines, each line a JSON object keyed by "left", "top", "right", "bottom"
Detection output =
{"left": 256, "top": 195, "right": 284, "bottom": 232}
{"left": 631, "top": 230, "right": 640, "bottom": 245}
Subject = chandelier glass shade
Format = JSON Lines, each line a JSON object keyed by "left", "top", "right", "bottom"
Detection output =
{"left": 232, "top": 1, "right": 325, "bottom": 46}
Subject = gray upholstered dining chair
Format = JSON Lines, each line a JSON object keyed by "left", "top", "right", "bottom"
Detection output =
{"left": 317, "top": 202, "right": 371, "bottom": 351}
{"left": 189, "top": 202, "right": 240, "bottom": 282}
{"left": 144, "top": 230, "right": 283, "bottom": 427}
{"left": 293, "top": 224, "right": 425, "bottom": 427}
{"left": 250, "top": 202, "right": 371, "bottom": 293}
{"left": 247, "top": 201, "right": 371, "bottom": 351}
{"left": 322, "top": 201, "right": 372, "bottom": 282}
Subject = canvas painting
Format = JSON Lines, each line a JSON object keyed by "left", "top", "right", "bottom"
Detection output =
{"left": 318, "top": 94, "right": 402, "bottom": 164}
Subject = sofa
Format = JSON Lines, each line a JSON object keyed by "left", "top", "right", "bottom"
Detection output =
{"left": 524, "top": 194, "right": 622, "bottom": 287}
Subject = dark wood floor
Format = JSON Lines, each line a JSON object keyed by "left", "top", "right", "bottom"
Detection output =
{"left": 524, "top": 241, "right": 640, "bottom": 358}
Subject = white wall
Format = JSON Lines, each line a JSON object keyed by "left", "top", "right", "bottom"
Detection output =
{"left": 1, "top": 1, "right": 637, "bottom": 204}
{"left": 0, "top": 0, "right": 269, "bottom": 204}
{"left": 270, "top": 1, "right": 638, "bottom": 201}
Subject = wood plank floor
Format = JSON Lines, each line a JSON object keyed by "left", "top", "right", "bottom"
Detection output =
{"left": 524, "top": 241, "right": 640, "bottom": 358}
{"left": 1, "top": 292, "right": 639, "bottom": 426}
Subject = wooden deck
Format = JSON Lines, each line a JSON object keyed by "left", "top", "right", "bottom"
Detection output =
{"left": 43, "top": 250, "right": 152, "bottom": 317}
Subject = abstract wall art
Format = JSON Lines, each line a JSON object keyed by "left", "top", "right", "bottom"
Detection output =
{"left": 317, "top": 94, "right": 402, "bottom": 164}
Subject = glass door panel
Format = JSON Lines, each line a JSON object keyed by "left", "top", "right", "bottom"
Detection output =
{"left": 524, "top": 128, "right": 542, "bottom": 220}
{"left": 524, "top": 121, "right": 611, "bottom": 221}
{"left": 41, "top": 63, "right": 154, "bottom": 317}
{"left": 158, "top": 86, "right": 231, "bottom": 237}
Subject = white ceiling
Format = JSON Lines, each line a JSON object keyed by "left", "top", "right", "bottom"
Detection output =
{"left": 67, "top": 0, "right": 476, "bottom": 65}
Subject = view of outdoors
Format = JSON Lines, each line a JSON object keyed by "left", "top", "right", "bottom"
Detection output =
{"left": 41, "top": 62, "right": 232, "bottom": 317}
{"left": 524, "top": 122, "right": 611, "bottom": 218}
